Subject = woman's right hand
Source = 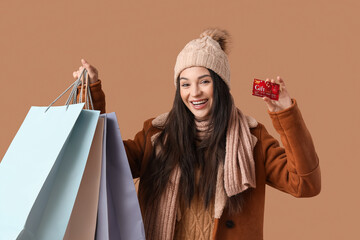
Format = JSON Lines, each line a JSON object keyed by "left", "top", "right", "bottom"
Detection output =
{"left": 72, "top": 59, "right": 99, "bottom": 84}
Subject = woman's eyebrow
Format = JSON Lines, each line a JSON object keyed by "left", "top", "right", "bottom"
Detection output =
{"left": 179, "top": 74, "right": 211, "bottom": 81}
{"left": 198, "top": 74, "right": 211, "bottom": 79}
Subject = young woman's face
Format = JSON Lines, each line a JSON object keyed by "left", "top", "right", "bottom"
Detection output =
{"left": 179, "top": 67, "right": 213, "bottom": 121}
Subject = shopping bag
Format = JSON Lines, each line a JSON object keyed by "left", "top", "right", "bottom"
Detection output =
{"left": 96, "top": 113, "right": 146, "bottom": 240}
{"left": 0, "top": 69, "right": 100, "bottom": 240}
{"left": 0, "top": 104, "right": 99, "bottom": 240}
{"left": 63, "top": 117, "right": 104, "bottom": 240}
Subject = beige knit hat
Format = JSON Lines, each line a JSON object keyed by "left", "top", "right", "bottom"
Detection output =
{"left": 174, "top": 28, "right": 231, "bottom": 88}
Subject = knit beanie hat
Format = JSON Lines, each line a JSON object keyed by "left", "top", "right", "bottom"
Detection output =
{"left": 174, "top": 28, "right": 231, "bottom": 88}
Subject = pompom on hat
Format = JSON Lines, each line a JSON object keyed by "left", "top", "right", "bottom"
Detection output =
{"left": 174, "top": 28, "right": 231, "bottom": 88}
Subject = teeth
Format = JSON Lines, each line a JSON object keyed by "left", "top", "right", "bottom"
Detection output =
{"left": 192, "top": 100, "right": 207, "bottom": 105}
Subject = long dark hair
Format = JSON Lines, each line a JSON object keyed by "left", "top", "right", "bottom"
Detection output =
{"left": 139, "top": 69, "right": 244, "bottom": 213}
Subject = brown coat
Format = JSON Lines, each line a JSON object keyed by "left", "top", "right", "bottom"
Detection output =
{"left": 89, "top": 80, "right": 321, "bottom": 240}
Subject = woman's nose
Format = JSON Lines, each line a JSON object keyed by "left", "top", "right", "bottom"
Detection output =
{"left": 190, "top": 85, "right": 201, "bottom": 97}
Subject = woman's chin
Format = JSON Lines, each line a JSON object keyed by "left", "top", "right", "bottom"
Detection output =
{"left": 192, "top": 112, "right": 210, "bottom": 121}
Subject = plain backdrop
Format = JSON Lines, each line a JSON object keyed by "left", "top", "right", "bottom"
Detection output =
{"left": 1, "top": 0, "right": 359, "bottom": 239}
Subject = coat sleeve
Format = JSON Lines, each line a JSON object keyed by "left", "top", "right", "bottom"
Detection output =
{"left": 261, "top": 99, "right": 321, "bottom": 197}
{"left": 123, "top": 118, "right": 156, "bottom": 179}
{"left": 77, "top": 80, "right": 106, "bottom": 114}
{"left": 123, "top": 125, "right": 147, "bottom": 179}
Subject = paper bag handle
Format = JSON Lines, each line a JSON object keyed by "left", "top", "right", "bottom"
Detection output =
{"left": 45, "top": 69, "right": 94, "bottom": 112}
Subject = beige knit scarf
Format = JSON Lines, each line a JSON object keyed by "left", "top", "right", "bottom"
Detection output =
{"left": 144, "top": 104, "right": 258, "bottom": 240}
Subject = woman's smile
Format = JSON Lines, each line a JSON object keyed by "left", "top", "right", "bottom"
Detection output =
{"left": 190, "top": 99, "right": 208, "bottom": 109}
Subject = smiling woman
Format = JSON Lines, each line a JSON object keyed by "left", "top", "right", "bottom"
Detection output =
{"left": 73, "top": 28, "right": 321, "bottom": 240}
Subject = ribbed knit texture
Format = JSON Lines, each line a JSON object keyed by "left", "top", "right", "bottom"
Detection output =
{"left": 224, "top": 98, "right": 257, "bottom": 197}
{"left": 143, "top": 166, "right": 181, "bottom": 240}
{"left": 194, "top": 118, "right": 209, "bottom": 144}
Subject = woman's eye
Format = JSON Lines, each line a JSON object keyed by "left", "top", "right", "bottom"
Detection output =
{"left": 181, "top": 83, "right": 190, "bottom": 87}
{"left": 201, "top": 80, "right": 210, "bottom": 84}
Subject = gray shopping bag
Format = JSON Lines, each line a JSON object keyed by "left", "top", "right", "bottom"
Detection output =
{"left": 96, "top": 113, "right": 146, "bottom": 240}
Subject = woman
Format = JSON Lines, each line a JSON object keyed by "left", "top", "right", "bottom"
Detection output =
{"left": 74, "top": 29, "right": 321, "bottom": 240}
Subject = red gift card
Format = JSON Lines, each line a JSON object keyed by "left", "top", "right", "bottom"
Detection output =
{"left": 252, "top": 78, "right": 280, "bottom": 101}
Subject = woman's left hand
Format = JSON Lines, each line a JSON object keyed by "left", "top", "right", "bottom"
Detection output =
{"left": 262, "top": 76, "right": 292, "bottom": 112}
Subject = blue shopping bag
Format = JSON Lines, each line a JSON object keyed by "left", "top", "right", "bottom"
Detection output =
{"left": 96, "top": 113, "right": 145, "bottom": 240}
{"left": 0, "top": 70, "right": 100, "bottom": 240}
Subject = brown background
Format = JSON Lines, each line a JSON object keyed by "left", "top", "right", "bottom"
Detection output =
{"left": 1, "top": 0, "right": 359, "bottom": 239}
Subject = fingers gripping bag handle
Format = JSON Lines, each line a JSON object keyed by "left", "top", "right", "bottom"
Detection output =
{"left": 45, "top": 68, "right": 94, "bottom": 112}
